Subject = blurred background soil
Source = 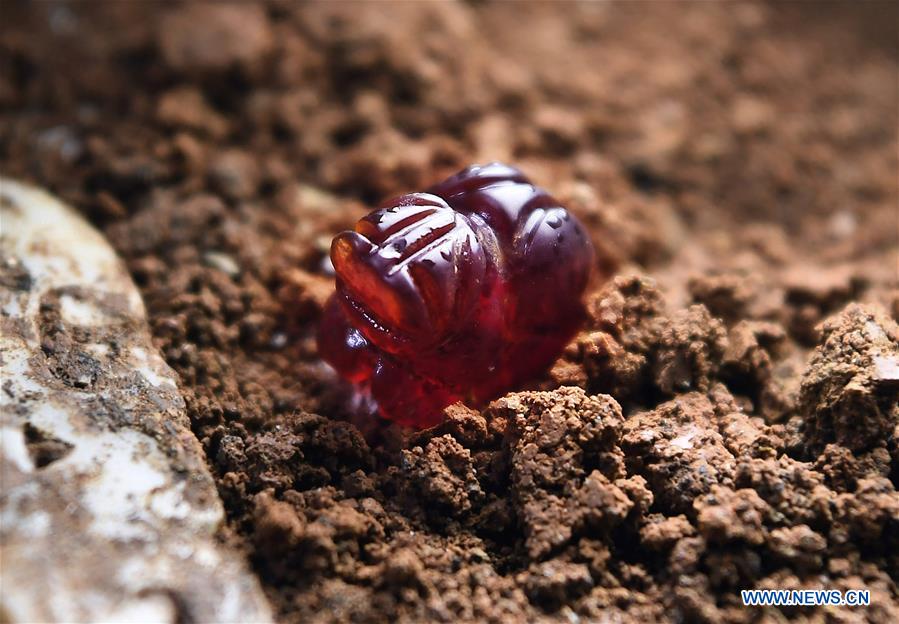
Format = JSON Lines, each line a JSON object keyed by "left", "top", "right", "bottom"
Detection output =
{"left": 2, "top": 1, "right": 897, "bottom": 622}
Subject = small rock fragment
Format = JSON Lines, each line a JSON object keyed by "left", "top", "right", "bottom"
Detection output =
{"left": 0, "top": 179, "right": 272, "bottom": 623}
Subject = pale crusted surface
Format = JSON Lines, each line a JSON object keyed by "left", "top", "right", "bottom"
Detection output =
{"left": 0, "top": 180, "right": 272, "bottom": 623}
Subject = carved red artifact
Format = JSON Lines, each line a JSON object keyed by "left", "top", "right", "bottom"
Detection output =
{"left": 318, "top": 163, "right": 594, "bottom": 428}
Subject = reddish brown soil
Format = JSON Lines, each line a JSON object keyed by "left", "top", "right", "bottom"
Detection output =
{"left": 2, "top": 1, "right": 898, "bottom": 622}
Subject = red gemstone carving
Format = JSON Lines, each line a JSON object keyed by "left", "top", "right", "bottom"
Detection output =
{"left": 318, "top": 163, "right": 595, "bottom": 428}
